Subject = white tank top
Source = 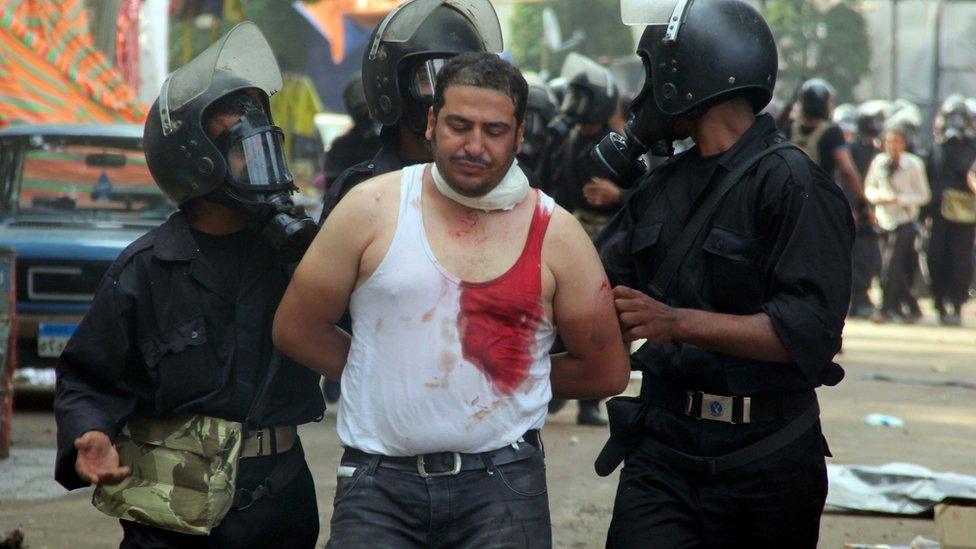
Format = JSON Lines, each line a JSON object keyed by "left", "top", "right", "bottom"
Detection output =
{"left": 337, "top": 164, "right": 557, "bottom": 456}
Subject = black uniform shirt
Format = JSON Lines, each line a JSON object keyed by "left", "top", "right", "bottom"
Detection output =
{"left": 933, "top": 138, "right": 976, "bottom": 194}
{"left": 598, "top": 115, "right": 854, "bottom": 395}
{"left": 54, "top": 212, "right": 325, "bottom": 490}
{"left": 319, "top": 143, "right": 408, "bottom": 225}
{"left": 849, "top": 139, "right": 878, "bottom": 181}
{"left": 323, "top": 124, "right": 382, "bottom": 188}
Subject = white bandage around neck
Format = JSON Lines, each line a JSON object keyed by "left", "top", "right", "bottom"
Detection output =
{"left": 431, "top": 159, "right": 529, "bottom": 212}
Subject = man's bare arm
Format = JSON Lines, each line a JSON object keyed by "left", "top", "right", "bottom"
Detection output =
{"left": 614, "top": 285, "right": 792, "bottom": 363}
{"left": 273, "top": 181, "right": 381, "bottom": 379}
{"left": 547, "top": 209, "right": 630, "bottom": 399}
{"left": 833, "top": 148, "right": 866, "bottom": 204}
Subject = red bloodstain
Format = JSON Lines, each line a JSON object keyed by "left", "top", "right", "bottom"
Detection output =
{"left": 458, "top": 195, "right": 551, "bottom": 395}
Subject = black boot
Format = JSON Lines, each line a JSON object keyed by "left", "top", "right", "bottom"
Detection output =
{"left": 548, "top": 399, "right": 567, "bottom": 414}
{"left": 577, "top": 400, "right": 608, "bottom": 426}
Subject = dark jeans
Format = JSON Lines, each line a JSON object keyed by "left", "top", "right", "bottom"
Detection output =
{"left": 327, "top": 447, "right": 551, "bottom": 548}
{"left": 928, "top": 216, "right": 976, "bottom": 310}
{"left": 607, "top": 407, "right": 829, "bottom": 548}
{"left": 881, "top": 222, "right": 921, "bottom": 316}
{"left": 120, "top": 445, "right": 319, "bottom": 548}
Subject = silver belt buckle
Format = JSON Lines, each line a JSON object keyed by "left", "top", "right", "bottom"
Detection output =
{"left": 417, "top": 452, "right": 462, "bottom": 478}
{"left": 700, "top": 394, "right": 735, "bottom": 423}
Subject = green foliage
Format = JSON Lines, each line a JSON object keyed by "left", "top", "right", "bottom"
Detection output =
{"left": 765, "top": 0, "right": 871, "bottom": 103}
{"left": 168, "top": 0, "right": 310, "bottom": 72}
{"left": 509, "top": 0, "right": 635, "bottom": 76}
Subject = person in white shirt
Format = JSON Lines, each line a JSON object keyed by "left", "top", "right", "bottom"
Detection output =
{"left": 273, "top": 52, "right": 630, "bottom": 547}
{"left": 864, "top": 126, "right": 931, "bottom": 322}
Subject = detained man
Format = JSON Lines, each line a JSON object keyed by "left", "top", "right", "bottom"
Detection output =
{"left": 274, "top": 52, "right": 630, "bottom": 548}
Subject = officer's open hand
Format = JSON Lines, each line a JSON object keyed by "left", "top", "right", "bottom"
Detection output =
{"left": 583, "top": 177, "right": 623, "bottom": 208}
{"left": 74, "top": 431, "right": 130, "bottom": 486}
{"left": 613, "top": 285, "right": 679, "bottom": 344}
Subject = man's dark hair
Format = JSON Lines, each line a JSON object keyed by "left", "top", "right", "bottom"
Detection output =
{"left": 432, "top": 52, "right": 529, "bottom": 126}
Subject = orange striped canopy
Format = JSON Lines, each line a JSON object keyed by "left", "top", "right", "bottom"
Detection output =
{"left": 0, "top": 0, "right": 145, "bottom": 126}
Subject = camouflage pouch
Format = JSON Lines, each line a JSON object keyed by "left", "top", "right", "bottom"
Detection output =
{"left": 92, "top": 414, "right": 244, "bottom": 535}
{"left": 941, "top": 188, "right": 976, "bottom": 224}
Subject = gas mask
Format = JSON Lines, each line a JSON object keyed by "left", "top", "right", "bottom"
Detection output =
{"left": 590, "top": 69, "right": 672, "bottom": 188}
{"left": 942, "top": 111, "right": 973, "bottom": 141}
{"left": 520, "top": 109, "right": 549, "bottom": 161}
{"left": 547, "top": 86, "right": 591, "bottom": 141}
{"left": 402, "top": 57, "right": 448, "bottom": 134}
{"left": 208, "top": 97, "right": 318, "bottom": 263}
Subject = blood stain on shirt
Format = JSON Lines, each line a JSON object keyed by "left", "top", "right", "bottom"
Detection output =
{"left": 458, "top": 202, "right": 549, "bottom": 395}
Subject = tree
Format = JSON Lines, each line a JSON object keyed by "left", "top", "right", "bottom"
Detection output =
{"left": 168, "top": 0, "right": 310, "bottom": 72}
{"left": 765, "top": 0, "right": 871, "bottom": 103}
{"left": 510, "top": 0, "right": 634, "bottom": 76}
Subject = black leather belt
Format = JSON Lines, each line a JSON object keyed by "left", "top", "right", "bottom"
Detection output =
{"left": 638, "top": 401, "right": 821, "bottom": 475}
{"left": 341, "top": 430, "right": 542, "bottom": 478}
{"left": 641, "top": 381, "right": 817, "bottom": 424}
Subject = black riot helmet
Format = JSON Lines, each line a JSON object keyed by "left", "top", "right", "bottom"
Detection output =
{"left": 547, "top": 53, "right": 620, "bottom": 140}
{"left": 144, "top": 22, "right": 285, "bottom": 206}
{"left": 592, "top": 0, "right": 777, "bottom": 186}
{"left": 936, "top": 94, "right": 975, "bottom": 142}
{"left": 362, "top": 0, "right": 503, "bottom": 133}
{"left": 521, "top": 73, "right": 558, "bottom": 164}
{"left": 144, "top": 22, "right": 317, "bottom": 263}
{"left": 342, "top": 75, "right": 371, "bottom": 125}
{"left": 800, "top": 78, "right": 836, "bottom": 120}
{"left": 856, "top": 100, "right": 889, "bottom": 139}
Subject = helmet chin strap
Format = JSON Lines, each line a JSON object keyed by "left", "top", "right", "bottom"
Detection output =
{"left": 431, "top": 159, "right": 529, "bottom": 212}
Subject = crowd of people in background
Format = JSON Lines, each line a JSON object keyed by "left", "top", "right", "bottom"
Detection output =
{"left": 324, "top": 69, "right": 976, "bottom": 331}
{"left": 788, "top": 86, "right": 976, "bottom": 327}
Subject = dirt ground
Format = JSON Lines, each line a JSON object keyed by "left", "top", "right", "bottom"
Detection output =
{"left": 2, "top": 302, "right": 974, "bottom": 548}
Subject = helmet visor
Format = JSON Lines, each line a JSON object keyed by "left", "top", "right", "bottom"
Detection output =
{"left": 226, "top": 129, "right": 293, "bottom": 190}
{"left": 560, "top": 53, "right": 615, "bottom": 99}
{"left": 159, "top": 22, "right": 282, "bottom": 135}
{"left": 369, "top": 0, "right": 503, "bottom": 59}
{"left": 620, "top": 0, "right": 681, "bottom": 26}
{"left": 410, "top": 58, "right": 448, "bottom": 100}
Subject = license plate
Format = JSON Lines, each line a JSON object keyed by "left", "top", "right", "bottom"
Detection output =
{"left": 38, "top": 323, "right": 77, "bottom": 358}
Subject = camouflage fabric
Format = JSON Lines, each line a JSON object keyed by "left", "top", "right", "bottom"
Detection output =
{"left": 92, "top": 414, "right": 243, "bottom": 535}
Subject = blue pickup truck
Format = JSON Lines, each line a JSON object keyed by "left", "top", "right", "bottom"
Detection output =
{"left": 0, "top": 124, "right": 170, "bottom": 391}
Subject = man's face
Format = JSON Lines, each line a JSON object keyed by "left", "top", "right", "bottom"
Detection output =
{"left": 425, "top": 85, "right": 525, "bottom": 198}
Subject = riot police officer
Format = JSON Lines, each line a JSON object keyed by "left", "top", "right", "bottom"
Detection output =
{"left": 592, "top": 2, "right": 854, "bottom": 546}
{"left": 788, "top": 78, "right": 870, "bottom": 216}
{"left": 927, "top": 95, "right": 976, "bottom": 325}
{"left": 547, "top": 52, "right": 623, "bottom": 237}
{"left": 848, "top": 101, "right": 888, "bottom": 317}
{"left": 518, "top": 72, "right": 559, "bottom": 187}
{"left": 318, "top": 0, "right": 503, "bottom": 224}
{"left": 53, "top": 23, "right": 324, "bottom": 547}
{"left": 323, "top": 76, "right": 382, "bottom": 189}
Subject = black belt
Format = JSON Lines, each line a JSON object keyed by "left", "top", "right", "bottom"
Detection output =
{"left": 641, "top": 381, "right": 817, "bottom": 424}
{"left": 341, "top": 430, "right": 542, "bottom": 478}
{"left": 638, "top": 401, "right": 821, "bottom": 475}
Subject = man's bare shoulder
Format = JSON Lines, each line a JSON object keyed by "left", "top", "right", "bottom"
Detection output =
{"left": 545, "top": 204, "right": 591, "bottom": 245}
{"left": 326, "top": 169, "right": 404, "bottom": 226}
{"left": 542, "top": 204, "right": 598, "bottom": 266}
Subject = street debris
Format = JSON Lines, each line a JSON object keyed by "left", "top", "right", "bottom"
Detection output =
{"left": 827, "top": 463, "right": 976, "bottom": 515}
{"left": 863, "top": 414, "right": 905, "bottom": 428}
